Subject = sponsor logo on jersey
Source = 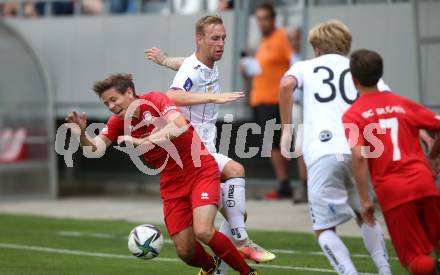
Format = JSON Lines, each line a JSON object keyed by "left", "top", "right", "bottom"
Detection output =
{"left": 226, "top": 200, "right": 235, "bottom": 207}
{"left": 161, "top": 105, "right": 177, "bottom": 116}
{"left": 194, "top": 64, "right": 201, "bottom": 70}
{"left": 319, "top": 130, "right": 333, "bottom": 142}
{"left": 228, "top": 185, "right": 234, "bottom": 199}
{"left": 183, "top": 78, "right": 193, "bottom": 91}
{"left": 201, "top": 192, "right": 209, "bottom": 200}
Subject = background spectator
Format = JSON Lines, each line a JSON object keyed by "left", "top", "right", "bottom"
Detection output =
{"left": 246, "top": 2, "right": 293, "bottom": 199}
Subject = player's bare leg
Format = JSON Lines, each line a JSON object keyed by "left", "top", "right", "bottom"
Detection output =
{"left": 193, "top": 204, "right": 257, "bottom": 275}
{"left": 315, "top": 228, "right": 359, "bottom": 275}
{"left": 219, "top": 160, "right": 276, "bottom": 263}
{"left": 172, "top": 227, "right": 218, "bottom": 273}
{"left": 354, "top": 213, "right": 391, "bottom": 275}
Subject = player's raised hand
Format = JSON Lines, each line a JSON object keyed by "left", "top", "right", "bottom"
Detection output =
{"left": 360, "top": 200, "right": 376, "bottom": 226}
{"left": 144, "top": 47, "right": 167, "bottom": 65}
{"left": 211, "top": 92, "right": 245, "bottom": 104}
{"left": 65, "top": 111, "right": 87, "bottom": 133}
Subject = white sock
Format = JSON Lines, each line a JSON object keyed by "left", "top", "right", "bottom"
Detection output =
{"left": 221, "top": 177, "right": 248, "bottom": 241}
{"left": 318, "top": 230, "right": 358, "bottom": 275}
{"left": 360, "top": 223, "right": 391, "bottom": 275}
{"left": 217, "top": 221, "right": 231, "bottom": 275}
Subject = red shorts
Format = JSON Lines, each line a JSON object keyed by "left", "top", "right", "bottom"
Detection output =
{"left": 162, "top": 159, "right": 220, "bottom": 237}
{"left": 383, "top": 196, "right": 440, "bottom": 267}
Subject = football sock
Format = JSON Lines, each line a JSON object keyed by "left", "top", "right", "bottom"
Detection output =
{"left": 187, "top": 241, "right": 216, "bottom": 270}
{"left": 318, "top": 230, "right": 358, "bottom": 275}
{"left": 221, "top": 177, "right": 248, "bottom": 241}
{"left": 408, "top": 255, "right": 435, "bottom": 275}
{"left": 217, "top": 221, "right": 231, "bottom": 274}
{"left": 360, "top": 223, "right": 391, "bottom": 275}
{"left": 207, "top": 231, "right": 251, "bottom": 275}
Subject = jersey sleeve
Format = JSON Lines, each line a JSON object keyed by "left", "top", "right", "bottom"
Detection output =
{"left": 342, "top": 109, "right": 365, "bottom": 147}
{"left": 152, "top": 92, "right": 181, "bottom": 119}
{"left": 170, "top": 61, "right": 194, "bottom": 91}
{"left": 284, "top": 61, "right": 305, "bottom": 89}
{"left": 404, "top": 98, "right": 440, "bottom": 131}
{"left": 100, "top": 115, "right": 123, "bottom": 143}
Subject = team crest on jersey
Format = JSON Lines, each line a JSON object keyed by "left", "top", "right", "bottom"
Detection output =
{"left": 319, "top": 130, "right": 333, "bottom": 142}
{"left": 143, "top": 111, "right": 154, "bottom": 124}
{"left": 183, "top": 78, "right": 193, "bottom": 91}
{"left": 207, "top": 85, "right": 214, "bottom": 93}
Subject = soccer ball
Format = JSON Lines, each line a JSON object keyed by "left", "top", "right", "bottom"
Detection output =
{"left": 128, "top": 224, "right": 164, "bottom": 259}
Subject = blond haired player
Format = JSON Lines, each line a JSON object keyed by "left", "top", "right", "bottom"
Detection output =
{"left": 279, "top": 20, "right": 391, "bottom": 275}
{"left": 145, "top": 15, "right": 274, "bottom": 275}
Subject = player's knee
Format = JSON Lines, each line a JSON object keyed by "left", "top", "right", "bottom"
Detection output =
{"left": 223, "top": 161, "right": 245, "bottom": 178}
{"left": 408, "top": 255, "right": 435, "bottom": 275}
{"left": 174, "top": 243, "right": 194, "bottom": 263}
{"left": 194, "top": 227, "right": 215, "bottom": 244}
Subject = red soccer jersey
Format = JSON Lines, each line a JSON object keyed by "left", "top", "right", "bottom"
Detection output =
{"left": 343, "top": 91, "right": 440, "bottom": 211}
{"left": 100, "top": 92, "right": 213, "bottom": 198}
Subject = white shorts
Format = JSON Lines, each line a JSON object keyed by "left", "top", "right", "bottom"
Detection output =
{"left": 211, "top": 152, "right": 233, "bottom": 173}
{"left": 307, "top": 154, "right": 360, "bottom": 231}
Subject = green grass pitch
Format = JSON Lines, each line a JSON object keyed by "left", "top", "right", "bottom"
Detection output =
{"left": 0, "top": 214, "right": 406, "bottom": 274}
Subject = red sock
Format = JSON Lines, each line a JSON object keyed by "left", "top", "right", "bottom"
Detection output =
{"left": 187, "top": 241, "right": 215, "bottom": 271}
{"left": 207, "top": 231, "right": 251, "bottom": 275}
{"left": 408, "top": 255, "right": 435, "bottom": 275}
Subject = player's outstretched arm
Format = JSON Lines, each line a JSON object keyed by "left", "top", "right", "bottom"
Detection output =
{"left": 144, "top": 47, "right": 185, "bottom": 71}
{"left": 351, "top": 145, "right": 375, "bottom": 226}
{"left": 166, "top": 90, "right": 244, "bottom": 106}
{"left": 65, "top": 111, "right": 111, "bottom": 154}
{"left": 118, "top": 112, "right": 190, "bottom": 149}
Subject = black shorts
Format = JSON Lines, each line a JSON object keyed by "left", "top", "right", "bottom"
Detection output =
{"left": 253, "top": 104, "right": 281, "bottom": 149}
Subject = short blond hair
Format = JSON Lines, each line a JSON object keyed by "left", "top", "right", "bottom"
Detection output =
{"left": 195, "top": 15, "right": 223, "bottom": 35}
{"left": 308, "top": 19, "right": 352, "bottom": 55}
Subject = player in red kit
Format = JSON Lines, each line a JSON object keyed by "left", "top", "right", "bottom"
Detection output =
{"left": 65, "top": 74, "right": 258, "bottom": 275}
{"left": 343, "top": 49, "right": 440, "bottom": 275}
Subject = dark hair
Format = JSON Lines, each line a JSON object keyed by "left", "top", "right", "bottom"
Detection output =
{"left": 350, "top": 49, "right": 383, "bottom": 87}
{"left": 92, "top": 73, "right": 135, "bottom": 97}
{"left": 256, "top": 2, "right": 276, "bottom": 19}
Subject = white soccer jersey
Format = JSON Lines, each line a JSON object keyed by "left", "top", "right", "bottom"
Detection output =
{"left": 285, "top": 54, "right": 389, "bottom": 166}
{"left": 170, "top": 54, "right": 221, "bottom": 152}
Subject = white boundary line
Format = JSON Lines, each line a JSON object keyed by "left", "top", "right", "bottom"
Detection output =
{"left": 56, "top": 231, "right": 398, "bottom": 261}
{"left": 0, "top": 243, "right": 377, "bottom": 275}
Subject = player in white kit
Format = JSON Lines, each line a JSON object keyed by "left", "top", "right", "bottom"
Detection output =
{"left": 145, "top": 15, "right": 275, "bottom": 275}
{"left": 279, "top": 20, "right": 392, "bottom": 275}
